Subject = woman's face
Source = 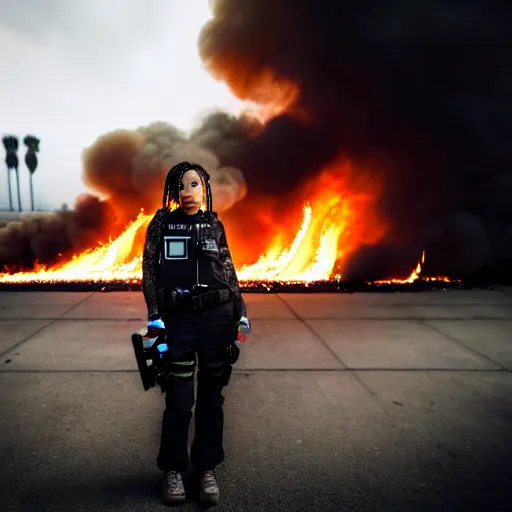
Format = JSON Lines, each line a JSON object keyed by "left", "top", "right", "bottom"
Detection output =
{"left": 179, "top": 169, "right": 204, "bottom": 215}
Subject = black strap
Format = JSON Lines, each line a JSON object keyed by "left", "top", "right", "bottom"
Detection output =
{"left": 191, "top": 288, "right": 232, "bottom": 310}
{"left": 162, "top": 287, "right": 232, "bottom": 313}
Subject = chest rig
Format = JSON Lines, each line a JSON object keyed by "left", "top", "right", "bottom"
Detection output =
{"left": 159, "top": 211, "right": 220, "bottom": 292}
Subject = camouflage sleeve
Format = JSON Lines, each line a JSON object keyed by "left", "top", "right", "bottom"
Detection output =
{"left": 142, "top": 209, "right": 165, "bottom": 319}
{"left": 217, "top": 220, "right": 247, "bottom": 319}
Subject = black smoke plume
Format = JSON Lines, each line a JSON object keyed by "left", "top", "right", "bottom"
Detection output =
{"left": 198, "top": 0, "right": 512, "bottom": 281}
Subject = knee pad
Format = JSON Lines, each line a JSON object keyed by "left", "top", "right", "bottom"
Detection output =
{"left": 168, "top": 352, "right": 196, "bottom": 381}
{"left": 198, "top": 360, "right": 233, "bottom": 388}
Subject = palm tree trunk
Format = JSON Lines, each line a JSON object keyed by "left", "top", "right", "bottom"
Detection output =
{"left": 15, "top": 169, "right": 22, "bottom": 211}
{"left": 7, "top": 168, "right": 13, "bottom": 211}
{"left": 29, "top": 174, "right": 35, "bottom": 211}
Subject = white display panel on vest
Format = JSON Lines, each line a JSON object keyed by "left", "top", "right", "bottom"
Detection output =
{"left": 163, "top": 236, "right": 191, "bottom": 260}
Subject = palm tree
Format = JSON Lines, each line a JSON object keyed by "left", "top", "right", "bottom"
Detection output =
{"left": 23, "top": 135, "right": 40, "bottom": 211}
{"left": 2, "top": 135, "right": 19, "bottom": 211}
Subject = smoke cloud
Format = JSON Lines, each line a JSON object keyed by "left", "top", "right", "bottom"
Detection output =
{"left": 198, "top": 0, "right": 512, "bottom": 281}
{"left": 83, "top": 120, "right": 249, "bottom": 216}
{"left": 0, "top": 195, "right": 116, "bottom": 272}
{"left": 0, "top": 119, "right": 249, "bottom": 270}
{"left": 1, "top": 0, "right": 510, "bottom": 282}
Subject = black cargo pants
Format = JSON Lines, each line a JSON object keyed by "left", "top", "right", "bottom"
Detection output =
{"left": 157, "top": 300, "right": 235, "bottom": 473}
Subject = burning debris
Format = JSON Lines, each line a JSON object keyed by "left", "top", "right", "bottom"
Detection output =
{"left": 0, "top": 192, "right": 460, "bottom": 292}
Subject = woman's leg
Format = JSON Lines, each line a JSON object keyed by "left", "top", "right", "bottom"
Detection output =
{"left": 157, "top": 311, "right": 198, "bottom": 473}
{"left": 190, "top": 301, "right": 234, "bottom": 471}
{"left": 156, "top": 353, "right": 197, "bottom": 473}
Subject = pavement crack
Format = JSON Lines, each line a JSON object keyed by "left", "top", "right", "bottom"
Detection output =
{"left": 57, "top": 292, "right": 96, "bottom": 318}
{"left": 275, "top": 294, "right": 392, "bottom": 414}
{"left": 275, "top": 294, "right": 348, "bottom": 369}
{"left": 0, "top": 293, "right": 95, "bottom": 360}
{"left": 421, "top": 321, "right": 509, "bottom": 372}
{"left": 0, "top": 321, "right": 56, "bottom": 360}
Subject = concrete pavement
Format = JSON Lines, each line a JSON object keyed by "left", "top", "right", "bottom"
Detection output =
{"left": 0, "top": 288, "right": 511, "bottom": 511}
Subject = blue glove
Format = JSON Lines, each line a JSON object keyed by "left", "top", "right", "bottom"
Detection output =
{"left": 148, "top": 317, "right": 165, "bottom": 331}
{"left": 238, "top": 316, "right": 252, "bottom": 335}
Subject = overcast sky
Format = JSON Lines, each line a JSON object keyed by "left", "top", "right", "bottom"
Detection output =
{"left": 0, "top": 0, "right": 244, "bottom": 211}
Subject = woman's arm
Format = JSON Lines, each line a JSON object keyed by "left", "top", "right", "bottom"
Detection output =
{"left": 142, "top": 209, "right": 166, "bottom": 319}
{"left": 216, "top": 220, "right": 247, "bottom": 319}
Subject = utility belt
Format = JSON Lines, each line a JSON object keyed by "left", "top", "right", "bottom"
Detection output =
{"left": 164, "top": 286, "right": 233, "bottom": 312}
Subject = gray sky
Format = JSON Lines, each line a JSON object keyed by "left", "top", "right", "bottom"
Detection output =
{"left": 0, "top": 0, "right": 244, "bottom": 210}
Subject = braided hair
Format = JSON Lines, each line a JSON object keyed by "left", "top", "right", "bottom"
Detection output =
{"left": 162, "top": 161, "right": 213, "bottom": 212}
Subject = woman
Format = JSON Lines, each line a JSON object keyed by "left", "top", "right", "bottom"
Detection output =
{"left": 141, "top": 161, "right": 250, "bottom": 505}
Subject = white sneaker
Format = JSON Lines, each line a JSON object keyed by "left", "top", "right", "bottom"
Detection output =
{"left": 200, "top": 470, "right": 220, "bottom": 504}
{"left": 162, "top": 470, "right": 186, "bottom": 504}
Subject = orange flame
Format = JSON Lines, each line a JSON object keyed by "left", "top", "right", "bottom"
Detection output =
{"left": 372, "top": 250, "right": 454, "bottom": 285}
{"left": 237, "top": 162, "right": 388, "bottom": 281}
{"left": 0, "top": 163, "right": 452, "bottom": 285}
{"left": 0, "top": 212, "right": 151, "bottom": 284}
{"left": 0, "top": 209, "right": 451, "bottom": 285}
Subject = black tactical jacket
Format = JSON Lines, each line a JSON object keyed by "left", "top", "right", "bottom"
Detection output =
{"left": 142, "top": 207, "right": 247, "bottom": 320}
